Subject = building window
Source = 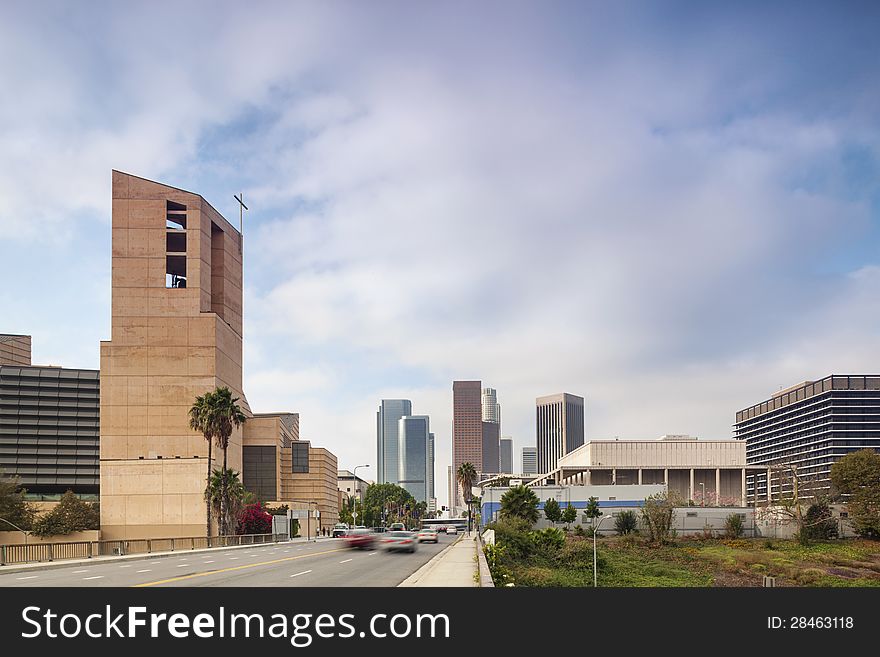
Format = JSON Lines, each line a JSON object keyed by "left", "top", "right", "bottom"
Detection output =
{"left": 165, "top": 201, "right": 187, "bottom": 288}
{"left": 292, "top": 442, "right": 309, "bottom": 474}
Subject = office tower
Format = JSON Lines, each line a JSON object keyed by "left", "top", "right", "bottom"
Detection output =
{"left": 447, "top": 465, "right": 454, "bottom": 513}
{"left": 521, "top": 446, "right": 538, "bottom": 476}
{"left": 376, "top": 399, "right": 412, "bottom": 484}
{"left": 0, "top": 360, "right": 99, "bottom": 497}
{"left": 100, "top": 171, "right": 251, "bottom": 540}
{"left": 428, "top": 432, "right": 435, "bottom": 501}
{"left": 398, "top": 415, "right": 430, "bottom": 502}
{"left": 452, "top": 380, "right": 482, "bottom": 509}
{"left": 536, "top": 393, "right": 585, "bottom": 474}
{"left": 499, "top": 437, "right": 513, "bottom": 474}
{"left": 0, "top": 334, "right": 31, "bottom": 365}
{"left": 735, "top": 375, "right": 880, "bottom": 501}
{"left": 481, "top": 421, "right": 500, "bottom": 475}
{"left": 482, "top": 387, "right": 501, "bottom": 426}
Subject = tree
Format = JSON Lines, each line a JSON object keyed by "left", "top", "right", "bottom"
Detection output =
{"left": 583, "top": 496, "right": 601, "bottom": 525}
{"left": 189, "top": 388, "right": 247, "bottom": 537}
{"left": 237, "top": 502, "right": 273, "bottom": 535}
{"left": 0, "top": 470, "right": 36, "bottom": 533}
{"left": 724, "top": 513, "right": 744, "bottom": 538}
{"left": 208, "top": 468, "right": 246, "bottom": 535}
{"left": 31, "top": 491, "right": 100, "bottom": 537}
{"left": 615, "top": 510, "right": 637, "bottom": 535}
{"left": 361, "top": 482, "right": 415, "bottom": 527}
{"left": 457, "top": 462, "right": 478, "bottom": 531}
{"left": 561, "top": 503, "right": 578, "bottom": 528}
{"left": 499, "top": 485, "right": 539, "bottom": 524}
{"left": 800, "top": 501, "right": 838, "bottom": 541}
{"left": 641, "top": 491, "right": 678, "bottom": 545}
{"left": 756, "top": 460, "right": 831, "bottom": 544}
{"left": 831, "top": 449, "right": 880, "bottom": 539}
{"left": 543, "top": 497, "right": 562, "bottom": 524}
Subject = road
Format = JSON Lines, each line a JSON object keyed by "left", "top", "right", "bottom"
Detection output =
{"left": 0, "top": 534, "right": 456, "bottom": 587}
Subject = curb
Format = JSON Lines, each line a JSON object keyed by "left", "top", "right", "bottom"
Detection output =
{"left": 397, "top": 535, "right": 466, "bottom": 587}
{"left": 0, "top": 537, "right": 335, "bottom": 575}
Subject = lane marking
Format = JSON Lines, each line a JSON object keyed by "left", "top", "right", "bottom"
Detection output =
{"left": 368, "top": 552, "right": 377, "bottom": 556}
{"left": 72, "top": 569, "right": 89, "bottom": 574}
{"left": 83, "top": 576, "right": 103, "bottom": 580}
{"left": 133, "top": 547, "right": 348, "bottom": 587}
{"left": 229, "top": 557, "right": 239, "bottom": 560}
{"left": 136, "top": 569, "right": 152, "bottom": 573}
{"left": 290, "top": 570, "right": 312, "bottom": 578}
{"left": 17, "top": 576, "right": 39, "bottom": 580}
{"left": 119, "top": 565, "right": 131, "bottom": 568}
{"left": 339, "top": 558, "right": 353, "bottom": 564}
{"left": 176, "top": 564, "right": 190, "bottom": 567}
{"left": 203, "top": 560, "right": 215, "bottom": 564}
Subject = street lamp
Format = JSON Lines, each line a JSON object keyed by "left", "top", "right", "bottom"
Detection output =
{"left": 593, "top": 514, "right": 612, "bottom": 588}
{"left": 699, "top": 482, "right": 705, "bottom": 507}
{"left": 352, "top": 464, "right": 369, "bottom": 528}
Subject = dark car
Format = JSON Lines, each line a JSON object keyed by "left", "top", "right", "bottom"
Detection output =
{"left": 382, "top": 531, "right": 418, "bottom": 553}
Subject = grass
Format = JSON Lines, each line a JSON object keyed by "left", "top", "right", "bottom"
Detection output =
{"left": 502, "top": 535, "right": 880, "bottom": 587}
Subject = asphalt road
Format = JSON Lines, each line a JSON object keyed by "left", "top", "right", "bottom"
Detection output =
{"left": 0, "top": 534, "right": 455, "bottom": 587}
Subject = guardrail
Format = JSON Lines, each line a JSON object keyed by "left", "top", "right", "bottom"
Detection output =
{"left": 0, "top": 533, "right": 286, "bottom": 566}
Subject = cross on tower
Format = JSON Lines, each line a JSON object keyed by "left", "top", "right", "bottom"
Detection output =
{"left": 233, "top": 192, "right": 248, "bottom": 253}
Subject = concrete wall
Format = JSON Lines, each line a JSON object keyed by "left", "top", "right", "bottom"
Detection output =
{"left": 559, "top": 438, "right": 746, "bottom": 468}
{"left": 0, "top": 530, "right": 100, "bottom": 545}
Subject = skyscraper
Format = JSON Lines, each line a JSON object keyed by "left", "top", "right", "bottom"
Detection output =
{"left": 398, "top": 415, "right": 430, "bottom": 502}
{"left": 376, "top": 399, "right": 412, "bottom": 484}
{"left": 521, "top": 446, "right": 538, "bottom": 476}
{"left": 482, "top": 421, "right": 500, "bottom": 475}
{"left": 735, "top": 375, "right": 880, "bottom": 501}
{"left": 452, "top": 380, "right": 482, "bottom": 510}
{"left": 482, "top": 387, "right": 501, "bottom": 426}
{"left": 536, "top": 393, "right": 585, "bottom": 474}
{"left": 499, "top": 437, "right": 513, "bottom": 474}
{"left": 428, "top": 432, "right": 435, "bottom": 502}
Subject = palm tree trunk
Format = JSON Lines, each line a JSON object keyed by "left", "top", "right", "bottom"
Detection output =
{"left": 206, "top": 440, "right": 213, "bottom": 539}
{"left": 221, "top": 447, "right": 228, "bottom": 536}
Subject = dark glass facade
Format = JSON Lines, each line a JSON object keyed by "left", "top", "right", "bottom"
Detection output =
{"left": 735, "top": 375, "right": 880, "bottom": 500}
{"left": 0, "top": 365, "right": 99, "bottom": 497}
{"left": 242, "top": 445, "right": 276, "bottom": 501}
{"left": 376, "top": 399, "right": 412, "bottom": 485}
{"left": 399, "top": 416, "right": 429, "bottom": 502}
{"left": 292, "top": 441, "right": 310, "bottom": 474}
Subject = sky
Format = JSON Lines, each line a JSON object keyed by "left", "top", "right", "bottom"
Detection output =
{"left": 2, "top": 1, "right": 879, "bottom": 507}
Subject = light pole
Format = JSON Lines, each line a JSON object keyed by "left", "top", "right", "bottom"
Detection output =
{"left": 593, "top": 514, "right": 612, "bottom": 588}
{"left": 352, "top": 464, "right": 369, "bottom": 528}
{"left": 699, "top": 482, "right": 705, "bottom": 507}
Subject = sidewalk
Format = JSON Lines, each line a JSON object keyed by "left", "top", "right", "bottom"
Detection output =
{"left": 0, "top": 535, "right": 335, "bottom": 575}
{"left": 398, "top": 535, "right": 478, "bottom": 587}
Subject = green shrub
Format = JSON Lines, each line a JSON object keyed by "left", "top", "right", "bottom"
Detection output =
{"left": 725, "top": 513, "right": 744, "bottom": 539}
{"left": 491, "top": 517, "right": 534, "bottom": 560}
{"left": 484, "top": 543, "right": 514, "bottom": 586}
{"left": 614, "top": 511, "right": 637, "bottom": 535}
{"left": 31, "top": 491, "right": 100, "bottom": 537}
{"left": 798, "top": 501, "right": 839, "bottom": 542}
{"left": 530, "top": 527, "right": 566, "bottom": 553}
{"left": 573, "top": 525, "right": 585, "bottom": 537}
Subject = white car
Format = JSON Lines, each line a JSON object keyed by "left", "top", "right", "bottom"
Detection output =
{"left": 445, "top": 526, "right": 458, "bottom": 535}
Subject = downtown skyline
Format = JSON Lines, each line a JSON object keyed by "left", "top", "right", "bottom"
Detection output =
{"left": 2, "top": 2, "right": 880, "bottom": 509}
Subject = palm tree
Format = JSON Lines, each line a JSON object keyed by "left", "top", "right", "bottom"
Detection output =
{"left": 189, "top": 393, "right": 217, "bottom": 538}
{"left": 189, "top": 387, "right": 247, "bottom": 536}
{"left": 499, "top": 485, "right": 540, "bottom": 524}
{"left": 208, "top": 468, "right": 246, "bottom": 534}
{"left": 457, "top": 462, "right": 478, "bottom": 532}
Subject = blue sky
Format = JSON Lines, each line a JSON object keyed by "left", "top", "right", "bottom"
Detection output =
{"left": 2, "top": 1, "right": 879, "bottom": 505}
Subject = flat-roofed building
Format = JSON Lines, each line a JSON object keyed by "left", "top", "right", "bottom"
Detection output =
{"left": 452, "top": 380, "right": 482, "bottom": 510}
{"left": 521, "top": 446, "right": 537, "bottom": 476}
{"left": 735, "top": 375, "right": 880, "bottom": 502}
{"left": 536, "top": 392, "right": 584, "bottom": 473}
{"left": 538, "top": 435, "right": 764, "bottom": 506}
{"left": 499, "top": 437, "right": 513, "bottom": 474}
{"left": 0, "top": 334, "right": 32, "bottom": 366}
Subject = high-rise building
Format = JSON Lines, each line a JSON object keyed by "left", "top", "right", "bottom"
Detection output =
{"left": 0, "top": 334, "right": 31, "bottom": 366}
{"left": 499, "top": 437, "right": 513, "bottom": 474}
{"left": 376, "top": 399, "right": 412, "bottom": 484}
{"left": 447, "top": 465, "right": 454, "bottom": 513}
{"left": 481, "top": 421, "right": 500, "bottom": 475}
{"left": 521, "top": 446, "right": 538, "bottom": 476}
{"left": 398, "top": 415, "right": 430, "bottom": 502}
{"left": 735, "top": 375, "right": 880, "bottom": 501}
{"left": 427, "top": 432, "right": 435, "bottom": 501}
{"left": 536, "top": 393, "right": 585, "bottom": 474}
{"left": 0, "top": 360, "right": 99, "bottom": 497}
{"left": 100, "top": 171, "right": 251, "bottom": 540}
{"left": 482, "top": 387, "right": 501, "bottom": 426}
{"left": 452, "top": 380, "right": 482, "bottom": 509}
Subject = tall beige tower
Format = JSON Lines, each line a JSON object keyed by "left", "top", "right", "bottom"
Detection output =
{"left": 100, "top": 171, "right": 250, "bottom": 539}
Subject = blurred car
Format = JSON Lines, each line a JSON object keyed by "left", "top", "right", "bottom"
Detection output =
{"left": 389, "top": 522, "right": 406, "bottom": 531}
{"left": 417, "top": 529, "right": 438, "bottom": 543}
{"left": 344, "top": 528, "right": 375, "bottom": 549}
{"left": 445, "top": 526, "right": 458, "bottom": 535}
{"left": 332, "top": 523, "right": 350, "bottom": 538}
{"left": 383, "top": 530, "right": 418, "bottom": 553}
{"left": 372, "top": 526, "right": 387, "bottom": 533}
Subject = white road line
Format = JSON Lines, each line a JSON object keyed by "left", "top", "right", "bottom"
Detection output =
{"left": 150, "top": 561, "right": 160, "bottom": 564}
{"left": 136, "top": 569, "right": 152, "bottom": 573}
{"left": 72, "top": 569, "right": 89, "bottom": 574}
{"left": 290, "top": 570, "right": 312, "bottom": 578}
{"left": 119, "top": 565, "right": 131, "bottom": 568}
{"left": 368, "top": 552, "right": 377, "bottom": 556}
{"left": 339, "top": 558, "right": 353, "bottom": 564}
{"left": 17, "top": 576, "right": 39, "bottom": 580}
{"left": 203, "top": 560, "right": 215, "bottom": 564}
{"left": 176, "top": 564, "right": 190, "bottom": 567}
{"left": 83, "top": 576, "right": 104, "bottom": 580}
{"left": 229, "top": 557, "right": 239, "bottom": 560}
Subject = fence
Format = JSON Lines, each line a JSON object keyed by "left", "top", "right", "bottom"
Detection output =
{"left": 0, "top": 533, "right": 286, "bottom": 566}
